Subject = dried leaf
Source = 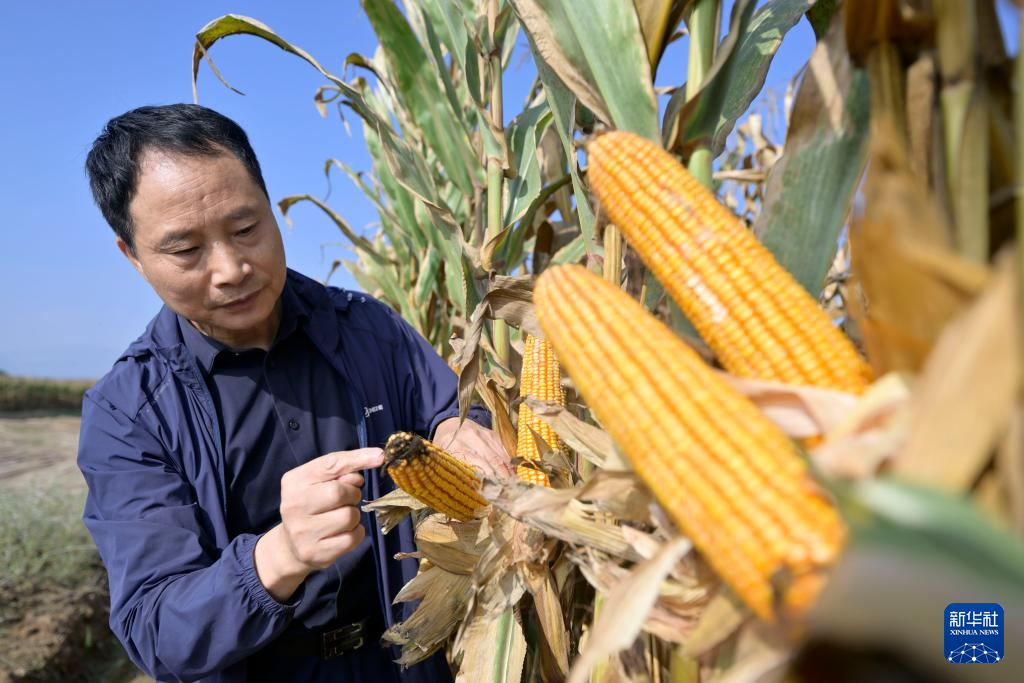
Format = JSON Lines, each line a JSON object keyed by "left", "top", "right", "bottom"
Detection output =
{"left": 385, "top": 565, "right": 474, "bottom": 667}
{"left": 277, "top": 194, "right": 380, "bottom": 255}
{"left": 707, "top": 623, "right": 791, "bottom": 683}
{"left": 524, "top": 398, "right": 628, "bottom": 469}
{"left": 632, "top": 0, "right": 688, "bottom": 71}
{"left": 813, "top": 372, "right": 913, "bottom": 480}
{"left": 483, "top": 478, "right": 640, "bottom": 559}
{"left": 567, "top": 537, "right": 693, "bottom": 683}
{"left": 892, "top": 253, "right": 1018, "bottom": 491}
{"left": 997, "top": 405, "right": 1024, "bottom": 533}
{"left": 454, "top": 275, "right": 546, "bottom": 420}
{"left": 905, "top": 53, "right": 937, "bottom": 183}
{"left": 363, "top": 488, "right": 425, "bottom": 534}
{"left": 522, "top": 562, "right": 570, "bottom": 676}
{"left": 682, "top": 590, "right": 749, "bottom": 658}
{"left": 476, "top": 375, "right": 518, "bottom": 459}
{"left": 577, "top": 470, "right": 654, "bottom": 522}
{"left": 844, "top": 0, "right": 934, "bottom": 65}
{"left": 470, "top": 514, "right": 533, "bottom": 616}
{"left": 573, "top": 546, "right": 709, "bottom": 645}
{"left": 415, "top": 516, "right": 487, "bottom": 575}
{"left": 454, "top": 606, "right": 527, "bottom": 683}
{"left": 851, "top": 119, "right": 989, "bottom": 374}
{"left": 721, "top": 374, "right": 859, "bottom": 439}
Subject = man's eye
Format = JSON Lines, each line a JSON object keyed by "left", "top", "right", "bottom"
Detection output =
{"left": 237, "top": 225, "right": 256, "bottom": 236}
{"left": 173, "top": 247, "right": 199, "bottom": 256}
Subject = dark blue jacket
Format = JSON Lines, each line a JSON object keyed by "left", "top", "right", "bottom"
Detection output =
{"left": 78, "top": 270, "right": 484, "bottom": 682}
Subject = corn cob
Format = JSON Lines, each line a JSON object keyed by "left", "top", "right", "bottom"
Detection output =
{"left": 383, "top": 432, "right": 488, "bottom": 522}
{"left": 587, "top": 131, "right": 872, "bottom": 394}
{"left": 534, "top": 265, "right": 846, "bottom": 619}
{"left": 515, "top": 334, "right": 564, "bottom": 488}
{"left": 516, "top": 462, "right": 551, "bottom": 487}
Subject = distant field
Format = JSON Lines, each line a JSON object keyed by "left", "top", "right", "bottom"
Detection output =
{"left": 0, "top": 375, "right": 94, "bottom": 412}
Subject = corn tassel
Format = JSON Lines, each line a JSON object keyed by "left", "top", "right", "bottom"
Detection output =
{"left": 515, "top": 335, "right": 564, "bottom": 488}
{"left": 534, "top": 265, "right": 846, "bottom": 619}
{"left": 384, "top": 432, "right": 488, "bottom": 522}
{"left": 587, "top": 131, "right": 872, "bottom": 394}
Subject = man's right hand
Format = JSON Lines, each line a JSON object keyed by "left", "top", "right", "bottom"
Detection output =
{"left": 254, "top": 448, "right": 384, "bottom": 603}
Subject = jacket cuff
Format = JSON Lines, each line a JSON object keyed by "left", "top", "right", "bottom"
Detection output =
{"left": 428, "top": 404, "right": 492, "bottom": 440}
{"left": 236, "top": 533, "right": 304, "bottom": 617}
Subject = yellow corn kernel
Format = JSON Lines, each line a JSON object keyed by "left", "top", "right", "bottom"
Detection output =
{"left": 534, "top": 264, "right": 846, "bottom": 620}
{"left": 384, "top": 432, "right": 488, "bottom": 522}
{"left": 587, "top": 131, "right": 872, "bottom": 394}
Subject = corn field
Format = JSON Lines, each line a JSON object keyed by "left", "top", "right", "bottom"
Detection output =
{"left": 194, "top": 1, "right": 1024, "bottom": 681}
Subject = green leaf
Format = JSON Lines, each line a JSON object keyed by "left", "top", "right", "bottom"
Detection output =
{"left": 805, "top": 0, "right": 839, "bottom": 39}
{"left": 414, "top": 0, "right": 471, "bottom": 79}
{"left": 510, "top": 0, "right": 660, "bottom": 140}
{"left": 532, "top": 39, "right": 596, "bottom": 253}
{"left": 351, "top": 248, "right": 414, "bottom": 322}
{"left": 499, "top": 173, "right": 572, "bottom": 268}
{"left": 192, "top": 14, "right": 390, "bottom": 134}
{"left": 841, "top": 479, "right": 1024, "bottom": 585}
{"left": 361, "top": 0, "right": 481, "bottom": 197}
{"left": 414, "top": 246, "right": 443, "bottom": 307}
{"left": 552, "top": 233, "right": 589, "bottom": 265}
{"left": 752, "top": 18, "right": 869, "bottom": 296}
{"left": 324, "top": 158, "right": 413, "bottom": 259}
{"left": 709, "top": 0, "right": 815, "bottom": 155}
{"left": 505, "top": 105, "right": 554, "bottom": 227}
{"left": 362, "top": 118, "right": 471, "bottom": 315}
{"left": 662, "top": 0, "right": 757, "bottom": 157}
{"left": 361, "top": 123, "right": 430, "bottom": 251}
{"left": 415, "top": 200, "right": 469, "bottom": 316}
{"left": 810, "top": 478, "right": 1024, "bottom": 672}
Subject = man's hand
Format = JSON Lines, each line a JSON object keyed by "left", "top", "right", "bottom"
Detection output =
{"left": 254, "top": 448, "right": 383, "bottom": 603}
{"left": 433, "top": 417, "right": 513, "bottom": 478}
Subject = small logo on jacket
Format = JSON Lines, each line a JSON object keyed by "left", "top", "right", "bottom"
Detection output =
{"left": 364, "top": 404, "right": 384, "bottom": 418}
{"left": 945, "top": 603, "right": 1003, "bottom": 663}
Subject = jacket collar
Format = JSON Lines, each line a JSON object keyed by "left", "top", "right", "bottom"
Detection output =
{"left": 120, "top": 269, "right": 349, "bottom": 364}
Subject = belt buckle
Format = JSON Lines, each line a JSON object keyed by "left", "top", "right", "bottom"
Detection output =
{"left": 322, "top": 619, "right": 366, "bottom": 660}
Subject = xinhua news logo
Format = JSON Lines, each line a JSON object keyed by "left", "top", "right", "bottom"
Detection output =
{"left": 945, "top": 603, "right": 1003, "bottom": 664}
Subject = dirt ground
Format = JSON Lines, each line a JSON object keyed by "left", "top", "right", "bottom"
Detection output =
{"left": 0, "top": 413, "right": 151, "bottom": 683}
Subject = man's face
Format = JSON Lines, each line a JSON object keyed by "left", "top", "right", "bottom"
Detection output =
{"left": 121, "top": 149, "right": 286, "bottom": 347}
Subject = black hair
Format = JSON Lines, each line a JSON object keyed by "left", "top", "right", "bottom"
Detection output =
{"left": 85, "top": 104, "right": 269, "bottom": 253}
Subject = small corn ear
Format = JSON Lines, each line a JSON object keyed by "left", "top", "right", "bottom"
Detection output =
{"left": 516, "top": 334, "right": 564, "bottom": 486}
{"left": 384, "top": 432, "right": 488, "bottom": 522}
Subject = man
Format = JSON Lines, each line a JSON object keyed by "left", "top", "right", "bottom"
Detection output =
{"left": 79, "top": 104, "right": 511, "bottom": 683}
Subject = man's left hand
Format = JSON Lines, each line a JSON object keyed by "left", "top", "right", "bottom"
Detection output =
{"left": 433, "top": 417, "right": 513, "bottom": 478}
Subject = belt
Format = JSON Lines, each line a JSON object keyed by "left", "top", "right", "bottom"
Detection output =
{"left": 265, "top": 616, "right": 381, "bottom": 660}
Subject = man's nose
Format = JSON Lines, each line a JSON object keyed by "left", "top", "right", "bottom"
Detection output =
{"left": 209, "top": 241, "right": 251, "bottom": 287}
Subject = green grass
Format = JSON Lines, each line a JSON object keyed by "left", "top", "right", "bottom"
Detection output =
{"left": 0, "top": 485, "right": 100, "bottom": 588}
{"left": 0, "top": 374, "right": 94, "bottom": 412}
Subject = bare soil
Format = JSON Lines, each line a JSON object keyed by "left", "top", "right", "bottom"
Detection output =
{"left": 0, "top": 413, "right": 151, "bottom": 683}
{"left": 0, "top": 413, "right": 82, "bottom": 486}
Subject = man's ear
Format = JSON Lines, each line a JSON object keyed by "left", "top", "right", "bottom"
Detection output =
{"left": 117, "top": 237, "right": 148, "bottom": 283}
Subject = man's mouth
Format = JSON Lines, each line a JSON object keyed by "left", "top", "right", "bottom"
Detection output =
{"left": 221, "top": 289, "right": 261, "bottom": 309}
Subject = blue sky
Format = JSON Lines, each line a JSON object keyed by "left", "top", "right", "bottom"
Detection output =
{"left": 0, "top": 2, "right": 1016, "bottom": 379}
